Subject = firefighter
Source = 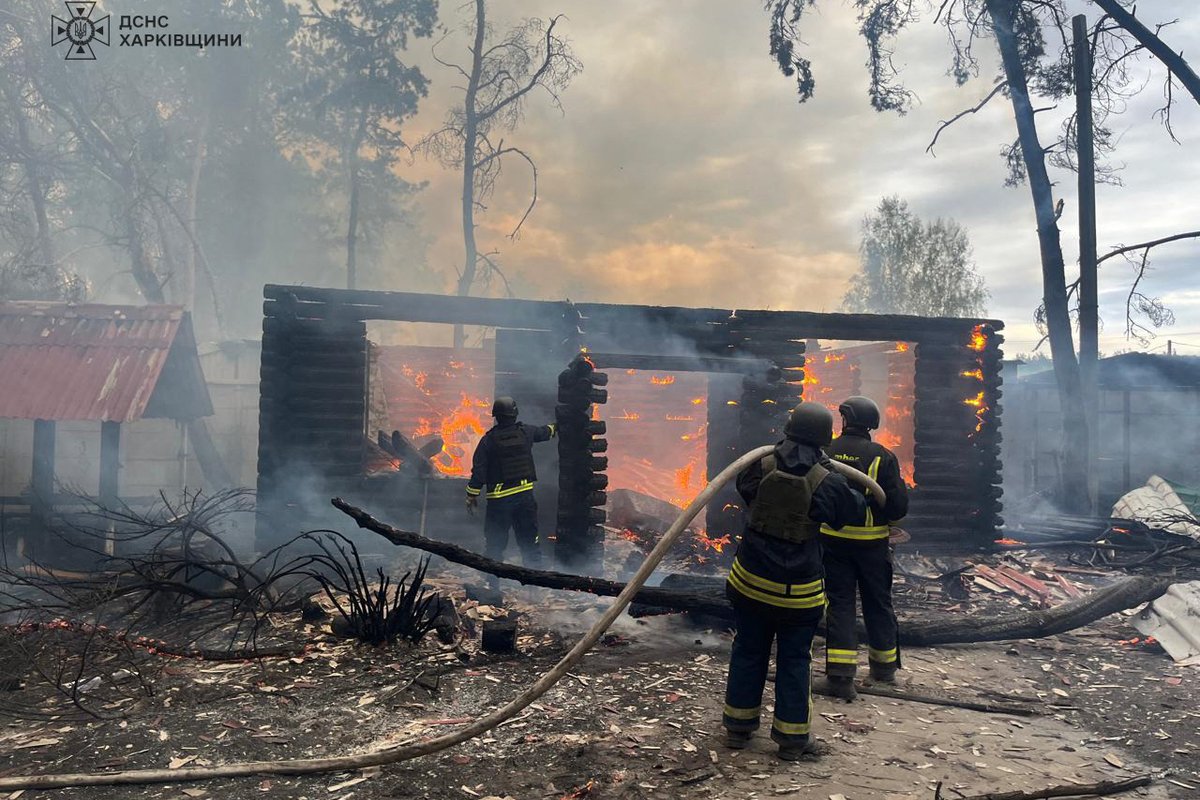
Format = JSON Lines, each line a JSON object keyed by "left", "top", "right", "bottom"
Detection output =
{"left": 465, "top": 397, "right": 557, "bottom": 574}
{"left": 817, "top": 396, "right": 910, "bottom": 701}
{"left": 722, "top": 403, "right": 867, "bottom": 760}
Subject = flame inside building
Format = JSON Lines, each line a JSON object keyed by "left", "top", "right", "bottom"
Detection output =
{"left": 373, "top": 341, "right": 920, "bottom": 525}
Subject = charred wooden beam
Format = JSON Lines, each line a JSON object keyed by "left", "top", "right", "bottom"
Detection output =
{"left": 333, "top": 500, "right": 1167, "bottom": 647}
{"left": 585, "top": 352, "right": 774, "bottom": 375}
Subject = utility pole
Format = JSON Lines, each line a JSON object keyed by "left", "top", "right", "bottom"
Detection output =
{"left": 1168, "top": 340, "right": 1174, "bottom": 356}
{"left": 1074, "top": 14, "right": 1099, "bottom": 514}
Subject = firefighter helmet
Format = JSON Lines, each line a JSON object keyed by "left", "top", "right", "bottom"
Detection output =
{"left": 783, "top": 402, "right": 834, "bottom": 446}
{"left": 491, "top": 396, "right": 519, "bottom": 419}
{"left": 838, "top": 396, "right": 880, "bottom": 430}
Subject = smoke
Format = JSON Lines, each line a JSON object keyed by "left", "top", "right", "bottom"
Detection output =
{"left": 1002, "top": 354, "right": 1200, "bottom": 517}
{"left": 537, "top": 599, "right": 730, "bottom": 652}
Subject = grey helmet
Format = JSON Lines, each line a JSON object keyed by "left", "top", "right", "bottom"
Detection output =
{"left": 839, "top": 396, "right": 881, "bottom": 430}
{"left": 491, "top": 396, "right": 519, "bottom": 420}
{"left": 783, "top": 402, "right": 834, "bottom": 447}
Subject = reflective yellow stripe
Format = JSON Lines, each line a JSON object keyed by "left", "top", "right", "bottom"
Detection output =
{"left": 730, "top": 560, "right": 822, "bottom": 596}
{"left": 771, "top": 718, "right": 811, "bottom": 735}
{"left": 465, "top": 486, "right": 481, "bottom": 496}
{"left": 547, "top": 423, "right": 557, "bottom": 437}
{"left": 485, "top": 481, "right": 535, "bottom": 499}
{"left": 722, "top": 704, "right": 760, "bottom": 720}
{"left": 826, "top": 648, "right": 857, "bottom": 664}
{"left": 821, "top": 456, "right": 887, "bottom": 537}
{"left": 727, "top": 573, "right": 825, "bottom": 608}
{"left": 868, "top": 646, "right": 897, "bottom": 663}
{"left": 820, "top": 527, "right": 889, "bottom": 540}
{"left": 864, "top": 456, "right": 881, "bottom": 528}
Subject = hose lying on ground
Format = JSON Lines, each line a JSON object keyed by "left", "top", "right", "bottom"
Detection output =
{"left": 0, "top": 445, "right": 796, "bottom": 792}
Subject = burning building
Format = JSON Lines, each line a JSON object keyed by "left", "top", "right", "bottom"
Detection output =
{"left": 256, "top": 286, "right": 1003, "bottom": 565}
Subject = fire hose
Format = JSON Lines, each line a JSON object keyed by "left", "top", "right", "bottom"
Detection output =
{"left": 0, "top": 447, "right": 883, "bottom": 792}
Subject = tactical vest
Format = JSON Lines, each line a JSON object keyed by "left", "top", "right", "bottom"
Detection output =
{"left": 747, "top": 455, "right": 829, "bottom": 543}
{"left": 493, "top": 425, "right": 537, "bottom": 484}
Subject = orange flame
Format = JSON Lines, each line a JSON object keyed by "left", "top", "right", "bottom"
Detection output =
{"left": 416, "top": 392, "right": 490, "bottom": 476}
{"left": 995, "top": 537, "right": 1026, "bottom": 546}
{"left": 650, "top": 375, "right": 676, "bottom": 386}
{"left": 691, "top": 396, "right": 705, "bottom": 405}
{"left": 617, "top": 410, "right": 641, "bottom": 421}
{"left": 969, "top": 325, "right": 988, "bottom": 352}
{"left": 961, "top": 368, "right": 984, "bottom": 380}
{"left": 693, "top": 530, "right": 731, "bottom": 554}
{"left": 964, "top": 390, "right": 988, "bottom": 433}
{"left": 895, "top": 342, "right": 910, "bottom": 352}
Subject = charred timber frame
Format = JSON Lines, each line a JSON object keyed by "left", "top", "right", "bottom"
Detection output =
{"left": 258, "top": 285, "right": 1004, "bottom": 551}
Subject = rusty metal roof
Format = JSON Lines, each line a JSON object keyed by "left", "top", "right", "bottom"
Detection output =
{"left": 0, "top": 302, "right": 211, "bottom": 422}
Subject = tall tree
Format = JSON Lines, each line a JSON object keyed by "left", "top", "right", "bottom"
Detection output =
{"left": 421, "top": 0, "right": 581, "bottom": 348}
{"left": 764, "top": 0, "right": 1200, "bottom": 511}
{"left": 843, "top": 197, "right": 988, "bottom": 318}
{"left": 291, "top": 0, "right": 437, "bottom": 290}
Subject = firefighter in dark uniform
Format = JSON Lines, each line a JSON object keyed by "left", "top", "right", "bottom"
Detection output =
{"left": 818, "top": 396, "right": 910, "bottom": 701}
{"left": 465, "top": 397, "right": 557, "bottom": 573}
{"left": 722, "top": 403, "right": 867, "bottom": 760}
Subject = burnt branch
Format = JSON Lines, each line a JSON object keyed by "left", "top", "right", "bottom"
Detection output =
{"left": 926, "top": 80, "right": 1008, "bottom": 155}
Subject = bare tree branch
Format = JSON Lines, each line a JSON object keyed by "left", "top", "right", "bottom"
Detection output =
{"left": 927, "top": 80, "right": 1008, "bottom": 154}
{"left": 1097, "top": 230, "right": 1200, "bottom": 265}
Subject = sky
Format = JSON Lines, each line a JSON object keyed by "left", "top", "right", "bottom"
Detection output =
{"left": 397, "top": 1, "right": 1200, "bottom": 357}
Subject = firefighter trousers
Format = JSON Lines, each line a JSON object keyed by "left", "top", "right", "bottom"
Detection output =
{"left": 822, "top": 538, "right": 899, "bottom": 679}
{"left": 722, "top": 599, "right": 818, "bottom": 746}
{"left": 483, "top": 490, "right": 542, "bottom": 569}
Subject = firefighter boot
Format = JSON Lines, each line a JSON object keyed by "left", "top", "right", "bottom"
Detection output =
{"left": 814, "top": 676, "right": 857, "bottom": 702}
{"left": 777, "top": 738, "right": 819, "bottom": 761}
{"left": 724, "top": 730, "right": 752, "bottom": 750}
{"left": 869, "top": 663, "right": 897, "bottom": 684}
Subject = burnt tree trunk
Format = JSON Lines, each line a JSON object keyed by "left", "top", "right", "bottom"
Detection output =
{"left": 987, "top": 0, "right": 1090, "bottom": 513}
{"left": 453, "top": 0, "right": 487, "bottom": 350}
{"left": 332, "top": 499, "right": 1171, "bottom": 646}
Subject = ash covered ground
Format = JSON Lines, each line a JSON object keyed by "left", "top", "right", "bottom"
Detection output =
{"left": 1, "top": 548, "right": 1196, "bottom": 800}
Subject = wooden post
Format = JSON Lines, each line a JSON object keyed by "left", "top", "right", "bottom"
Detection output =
{"left": 100, "top": 421, "right": 121, "bottom": 556}
{"left": 99, "top": 422, "right": 121, "bottom": 506}
{"left": 1074, "top": 14, "right": 1099, "bottom": 514}
{"left": 31, "top": 419, "right": 56, "bottom": 542}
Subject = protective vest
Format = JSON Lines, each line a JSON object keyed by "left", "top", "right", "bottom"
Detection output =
{"left": 493, "top": 425, "right": 537, "bottom": 485}
{"left": 747, "top": 455, "right": 829, "bottom": 543}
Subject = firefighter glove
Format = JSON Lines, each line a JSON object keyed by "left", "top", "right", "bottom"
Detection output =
{"left": 465, "top": 495, "right": 479, "bottom": 515}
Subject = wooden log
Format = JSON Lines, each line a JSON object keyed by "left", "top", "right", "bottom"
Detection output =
{"left": 585, "top": 352, "right": 773, "bottom": 374}
{"left": 332, "top": 500, "right": 1171, "bottom": 646}
{"left": 265, "top": 287, "right": 555, "bottom": 329}
{"left": 946, "top": 774, "right": 1152, "bottom": 800}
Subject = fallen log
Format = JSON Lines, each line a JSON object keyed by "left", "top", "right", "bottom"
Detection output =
{"left": 939, "top": 774, "right": 1152, "bottom": 800}
{"left": 332, "top": 499, "right": 734, "bottom": 618}
{"left": 332, "top": 501, "right": 1173, "bottom": 647}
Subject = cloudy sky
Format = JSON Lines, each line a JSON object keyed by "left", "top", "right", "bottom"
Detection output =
{"left": 398, "top": 1, "right": 1200, "bottom": 356}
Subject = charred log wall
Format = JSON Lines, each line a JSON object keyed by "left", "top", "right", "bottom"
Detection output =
{"left": 256, "top": 285, "right": 1003, "bottom": 551}
{"left": 906, "top": 325, "right": 1004, "bottom": 546}
{"left": 257, "top": 300, "right": 368, "bottom": 549}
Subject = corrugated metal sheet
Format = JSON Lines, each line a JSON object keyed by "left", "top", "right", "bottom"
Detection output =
{"left": 1132, "top": 581, "right": 1200, "bottom": 663}
{"left": 0, "top": 302, "right": 185, "bottom": 422}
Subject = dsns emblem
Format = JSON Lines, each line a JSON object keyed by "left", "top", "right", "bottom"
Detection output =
{"left": 51, "top": 2, "right": 110, "bottom": 60}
